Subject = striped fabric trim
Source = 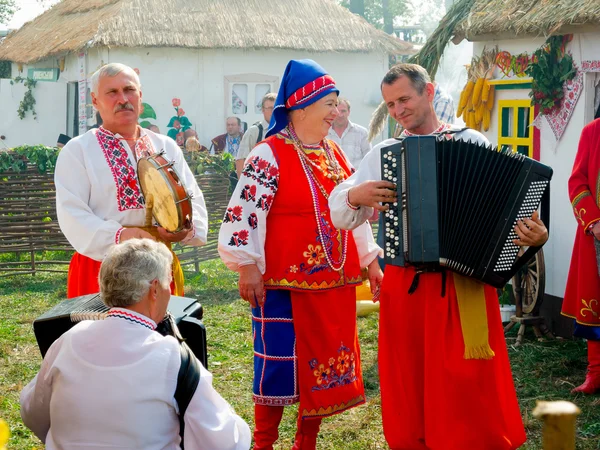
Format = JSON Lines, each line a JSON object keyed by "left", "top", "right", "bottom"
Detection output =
{"left": 254, "top": 351, "right": 297, "bottom": 361}
{"left": 115, "top": 227, "right": 125, "bottom": 244}
{"left": 572, "top": 190, "right": 591, "bottom": 208}
{"left": 253, "top": 394, "right": 299, "bottom": 406}
{"left": 345, "top": 190, "right": 360, "bottom": 211}
{"left": 107, "top": 308, "right": 156, "bottom": 330}
{"left": 285, "top": 75, "right": 336, "bottom": 109}
{"left": 251, "top": 315, "right": 294, "bottom": 323}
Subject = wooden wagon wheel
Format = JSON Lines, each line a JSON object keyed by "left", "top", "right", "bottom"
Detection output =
{"left": 505, "top": 248, "right": 554, "bottom": 345}
{"left": 513, "top": 248, "right": 546, "bottom": 316}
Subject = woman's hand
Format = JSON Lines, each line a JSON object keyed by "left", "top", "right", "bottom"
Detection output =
{"left": 367, "top": 259, "right": 383, "bottom": 302}
{"left": 238, "top": 264, "right": 264, "bottom": 308}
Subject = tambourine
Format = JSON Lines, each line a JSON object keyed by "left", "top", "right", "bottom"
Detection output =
{"left": 137, "top": 152, "right": 193, "bottom": 233}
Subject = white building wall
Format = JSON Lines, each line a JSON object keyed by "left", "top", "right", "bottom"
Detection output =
{"left": 7, "top": 47, "right": 389, "bottom": 148}
{"left": 0, "top": 77, "right": 66, "bottom": 149}
{"left": 473, "top": 34, "right": 600, "bottom": 298}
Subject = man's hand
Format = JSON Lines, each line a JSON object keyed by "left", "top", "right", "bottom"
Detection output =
{"left": 238, "top": 264, "right": 264, "bottom": 308}
{"left": 119, "top": 227, "right": 156, "bottom": 242}
{"left": 157, "top": 226, "right": 193, "bottom": 243}
{"left": 367, "top": 259, "right": 383, "bottom": 302}
{"left": 348, "top": 180, "right": 397, "bottom": 212}
{"left": 592, "top": 222, "right": 600, "bottom": 240}
{"left": 513, "top": 211, "right": 548, "bottom": 247}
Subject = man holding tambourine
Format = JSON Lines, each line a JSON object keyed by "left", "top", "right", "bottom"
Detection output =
{"left": 55, "top": 63, "right": 208, "bottom": 298}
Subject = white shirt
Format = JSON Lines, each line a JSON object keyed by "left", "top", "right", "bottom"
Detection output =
{"left": 20, "top": 309, "right": 251, "bottom": 450}
{"left": 327, "top": 121, "right": 371, "bottom": 168}
{"left": 237, "top": 119, "right": 269, "bottom": 162}
{"left": 328, "top": 127, "right": 489, "bottom": 230}
{"left": 55, "top": 127, "right": 208, "bottom": 261}
{"left": 218, "top": 142, "right": 382, "bottom": 274}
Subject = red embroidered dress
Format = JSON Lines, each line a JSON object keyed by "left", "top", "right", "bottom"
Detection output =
{"left": 563, "top": 118, "right": 600, "bottom": 331}
{"left": 261, "top": 135, "right": 362, "bottom": 290}
{"left": 219, "top": 130, "right": 380, "bottom": 419}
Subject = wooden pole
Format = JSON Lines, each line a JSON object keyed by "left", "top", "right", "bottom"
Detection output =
{"left": 532, "top": 401, "right": 580, "bottom": 450}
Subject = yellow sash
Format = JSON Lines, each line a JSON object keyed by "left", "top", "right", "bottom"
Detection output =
{"left": 453, "top": 273, "right": 495, "bottom": 360}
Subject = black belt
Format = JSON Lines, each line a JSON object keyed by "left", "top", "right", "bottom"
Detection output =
{"left": 407, "top": 266, "right": 447, "bottom": 297}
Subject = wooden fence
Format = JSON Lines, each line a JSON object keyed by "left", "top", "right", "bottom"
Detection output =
{"left": 0, "top": 160, "right": 232, "bottom": 277}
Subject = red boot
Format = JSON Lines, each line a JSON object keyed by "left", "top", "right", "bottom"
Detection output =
{"left": 291, "top": 413, "right": 322, "bottom": 450}
{"left": 254, "top": 404, "right": 285, "bottom": 450}
{"left": 572, "top": 340, "right": 600, "bottom": 394}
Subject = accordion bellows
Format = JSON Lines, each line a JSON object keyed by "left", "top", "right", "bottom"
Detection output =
{"left": 381, "top": 135, "right": 552, "bottom": 288}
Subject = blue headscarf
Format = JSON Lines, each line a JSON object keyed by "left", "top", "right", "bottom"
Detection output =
{"left": 266, "top": 59, "right": 339, "bottom": 138}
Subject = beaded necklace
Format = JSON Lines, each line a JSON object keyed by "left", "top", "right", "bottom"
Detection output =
{"left": 284, "top": 125, "right": 348, "bottom": 272}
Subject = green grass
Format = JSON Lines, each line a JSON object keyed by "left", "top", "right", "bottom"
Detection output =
{"left": 1, "top": 261, "right": 599, "bottom": 449}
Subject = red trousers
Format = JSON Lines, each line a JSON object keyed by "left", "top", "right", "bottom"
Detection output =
{"left": 67, "top": 252, "right": 102, "bottom": 298}
{"left": 67, "top": 252, "right": 179, "bottom": 299}
{"left": 378, "top": 266, "right": 526, "bottom": 450}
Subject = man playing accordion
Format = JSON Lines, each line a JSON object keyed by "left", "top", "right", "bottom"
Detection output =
{"left": 329, "top": 63, "right": 549, "bottom": 450}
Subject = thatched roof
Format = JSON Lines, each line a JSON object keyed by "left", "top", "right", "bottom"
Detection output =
{"left": 0, "top": 0, "right": 415, "bottom": 64}
{"left": 454, "top": 0, "right": 600, "bottom": 41}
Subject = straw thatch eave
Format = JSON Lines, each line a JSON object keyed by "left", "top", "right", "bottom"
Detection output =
{"left": 454, "top": 0, "right": 600, "bottom": 41}
{"left": 0, "top": 0, "right": 415, "bottom": 64}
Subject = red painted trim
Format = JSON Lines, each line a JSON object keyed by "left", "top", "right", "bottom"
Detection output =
{"left": 533, "top": 104, "right": 541, "bottom": 161}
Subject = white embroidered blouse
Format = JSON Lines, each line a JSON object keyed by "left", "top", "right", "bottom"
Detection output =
{"left": 55, "top": 127, "right": 208, "bottom": 261}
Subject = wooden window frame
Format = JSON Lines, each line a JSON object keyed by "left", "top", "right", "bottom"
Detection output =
{"left": 497, "top": 99, "right": 535, "bottom": 159}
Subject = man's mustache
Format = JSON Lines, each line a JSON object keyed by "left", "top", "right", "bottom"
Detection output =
{"left": 114, "top": 102, "right": 135, "bottom": 113}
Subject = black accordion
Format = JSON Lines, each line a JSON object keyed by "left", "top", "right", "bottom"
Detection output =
{"left": 380, "top": 135, "right": 552, "bottom": 288}
{"left": 33, "top": 294, "right": 208, "bottom": 367}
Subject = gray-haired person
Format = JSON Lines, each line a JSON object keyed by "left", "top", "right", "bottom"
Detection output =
{"left": 55, "top": 62, "right": 208, "bottom": 299}
{"left": 21, "top": 238, "right": 251, "bottom": 450}
{"left": 235, "top": 93, "right": 277, "bottom": 177}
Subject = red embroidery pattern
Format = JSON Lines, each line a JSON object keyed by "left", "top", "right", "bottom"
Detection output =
{"left": 242, "top": 156, "right": 279, "bottom": 193}
{"left": 229, "top": 229, "right": 250, "bottom": 247}
{"left": 96, "top": 127, "right": 146, "bottom": 211}
{"left": 240, "top": 184, "right": 258, "bottom": 202}
{"left": 224, "top": 205, "right": 244, "bottom": 223}
{"left": 256, "top": 194, "right": 274, "bottom": 212}
{"left": 248, "top": 213, "right": 258, "bottom": 229}
{"left": 286, "top": 75, "right": 336, "bottom": 108}
{"left": 135, "top": 134, "right": 154, "bottom": 159}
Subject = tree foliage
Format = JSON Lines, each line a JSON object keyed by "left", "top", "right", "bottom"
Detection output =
{"left": 340, "top": 0, "right": 409, "bottom": 31}
{"left": 0, "top": 0, "right": 17, "bottom": 26}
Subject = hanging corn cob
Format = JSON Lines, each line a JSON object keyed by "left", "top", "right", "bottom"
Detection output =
{"left": 483, "top": 108, "right": 491, "bottom": 131}
{"left": 457, "top": 46, "right": 498, "bottom": 132}
{"left": 485, "top": 86, "right": 495, "bottom": 110}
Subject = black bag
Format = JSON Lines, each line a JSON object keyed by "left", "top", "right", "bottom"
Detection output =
{"left": 157, "top": 313, "right": 201, "bottom": 449}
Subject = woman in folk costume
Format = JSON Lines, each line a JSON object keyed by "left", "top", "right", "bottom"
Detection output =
{"left": 218, "top": 59, "right": 382, "bottom": 449}
{"left": 563, "top": 118, "right": 600, "bottom": 394}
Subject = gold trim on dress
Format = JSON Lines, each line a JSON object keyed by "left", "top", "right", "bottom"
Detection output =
{"left": 574, "top": 207, "right": 587, "bottom": 226}
{"left": 580, "top": 298, "right": 600, "bottom": 319}
{"left": 301, "top": 395, "right": 365, "bottom": 418}
{"left": 264, "top": 276, "right": 362, "bottom": 290}
{"left": 572, "top": 190, "right": 591, "bottom": 208}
